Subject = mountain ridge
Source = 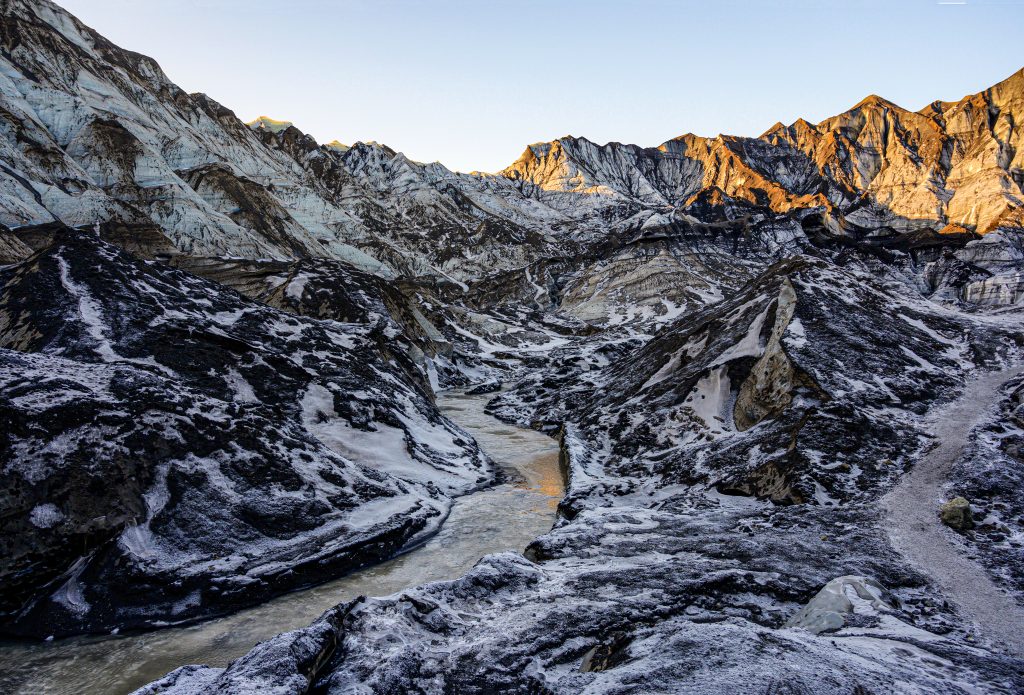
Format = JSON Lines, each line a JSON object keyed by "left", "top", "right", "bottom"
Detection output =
{"left": 1, "top": 0, "right": 1022, "bottom": 284}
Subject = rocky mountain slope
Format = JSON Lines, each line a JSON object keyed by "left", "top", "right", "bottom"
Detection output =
{"left": 1, "top": 1, "right": 1024, "bottom": 694}
{"left": 3, "top": 0, "right": 1024, "bottom": 289}
{"left": 0, "top": 228, "right": 491, "bottom": 637}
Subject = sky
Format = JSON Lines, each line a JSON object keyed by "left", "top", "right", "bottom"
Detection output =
{"left": 59, "top": 0, "right": 1024, "bottom": 173}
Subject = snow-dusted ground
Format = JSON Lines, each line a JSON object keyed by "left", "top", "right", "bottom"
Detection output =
{"left": 1, "top": 2, "right": 1024, "bottom": 693}
{"left": 885, "top": 364, "right": 1024, "bottom": 657}
{"left": 0, "top": 231, "right": 492, "bottom": 638}
{"left": 130, "top": 255, "right": 1024, "bottom": 694}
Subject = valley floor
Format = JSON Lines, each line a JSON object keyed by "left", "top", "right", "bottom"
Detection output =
{"left": 0, "top": 391, "right": 562, "bottom": 694}
{"left": 138, "top": 264, "right": 1024, "bottom": 694}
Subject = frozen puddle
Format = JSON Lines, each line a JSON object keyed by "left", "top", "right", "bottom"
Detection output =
{"left": 0, "top": 390, "right": 563, "bottom": 695}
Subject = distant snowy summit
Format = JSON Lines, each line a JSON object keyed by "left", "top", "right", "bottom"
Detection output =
{"left": 245, "top": 115, "right": 294, "bottom": 133}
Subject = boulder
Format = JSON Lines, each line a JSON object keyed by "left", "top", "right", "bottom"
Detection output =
{"left": 466, "top": 379, "right": 503, "bottom": 395}
{"left": 785, "top": 576, "right": 892, "bottom": 635}
{"left": 940, "top": 497, "right": 974, "bottom": 531}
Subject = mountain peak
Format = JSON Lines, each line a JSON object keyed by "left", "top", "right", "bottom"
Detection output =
{"left": 988, "top": 65, "right": 1024, "bottom": 99}
{"left": 851, "top": 94, "right": 899, "bottom": 110}
{"left": 247, "top": 116, "right": 294, "bottom": 133}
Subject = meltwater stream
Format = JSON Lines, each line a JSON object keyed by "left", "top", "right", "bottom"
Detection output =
{"left": 0, "top": 390, "right": 563, "bottom": 695}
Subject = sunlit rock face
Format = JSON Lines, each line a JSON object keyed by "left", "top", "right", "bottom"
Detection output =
{"left": 0, "top": 229, "right": 491, "bottom": 637}
{"left": 502, "top": 69, "right": 1024, "bottom": 237}
{"left": 246, "top": 116, "right": 294, "bottom": 134}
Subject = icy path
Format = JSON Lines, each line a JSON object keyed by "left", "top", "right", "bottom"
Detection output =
{"left": 883, "top": 364, "right": 1024, "bottom": 656}
{"left": 0, "top": 391, "right": 562, "bottom": 695}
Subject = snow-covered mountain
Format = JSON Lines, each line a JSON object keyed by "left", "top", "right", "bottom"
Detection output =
{"left": 2, "top": 0, "right": 1023, "bottom": 287}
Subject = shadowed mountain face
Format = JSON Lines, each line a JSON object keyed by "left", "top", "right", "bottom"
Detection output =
{"left": 2, "top": 2, "right": 1024, "bottom": 694}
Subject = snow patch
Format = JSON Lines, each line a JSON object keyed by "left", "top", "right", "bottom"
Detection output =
{"left": 29, "top": 503, "right": 63, "bottom": 528}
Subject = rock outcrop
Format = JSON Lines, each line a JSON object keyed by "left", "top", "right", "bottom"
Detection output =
{"left": 785, "top": 576, "right": 893, "bottom": 635}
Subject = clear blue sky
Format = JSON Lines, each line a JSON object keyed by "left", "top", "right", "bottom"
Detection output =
{"left": 59, "top": 0, "right": 1024, "bottom": 173}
